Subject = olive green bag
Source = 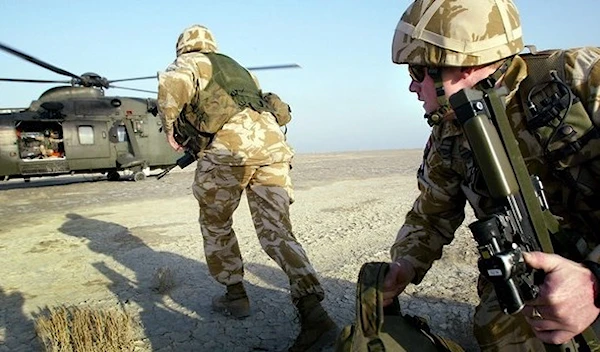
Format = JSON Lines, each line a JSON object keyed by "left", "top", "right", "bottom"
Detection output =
{"left": 335, "top": 262, "right": 464, "bottom": 352}
{"left": 262, "top": 92, "right": 292, "bottom": 126}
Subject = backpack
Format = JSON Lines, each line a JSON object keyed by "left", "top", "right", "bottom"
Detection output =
{"left": 335, "top": 262, "right": 464, "bottom": 352}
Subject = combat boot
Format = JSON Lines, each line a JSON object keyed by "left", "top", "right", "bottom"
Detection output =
{"left": 288, "top": 294, "right": 339, "bottom": 352}
{"left": 211, "top": 282, "right": 250, "bottom": 319}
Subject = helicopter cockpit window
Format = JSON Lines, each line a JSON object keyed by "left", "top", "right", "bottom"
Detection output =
{"left": 78, "top": 125, "right": 95, "bottom": 145}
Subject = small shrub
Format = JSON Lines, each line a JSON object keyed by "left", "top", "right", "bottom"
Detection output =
{"left": 34, "top": 305, "right": 136, "bottom": 352}
{"left": 151, "top": 267, "right": 176, "bottom": 294}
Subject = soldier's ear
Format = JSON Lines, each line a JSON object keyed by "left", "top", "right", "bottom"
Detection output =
{"left": 460, "top": 66, "right": 478, "bottom": 77}
{"left": 442, "top": 67, "right": 467, "bottom": 85}
{"left": 462, "top": 65, "right": 495, "bottom": 86}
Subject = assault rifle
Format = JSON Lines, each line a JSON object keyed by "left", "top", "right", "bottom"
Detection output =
{"left": 449, "top": 87, "right": 557, "bottom": 315}
{"left": 450, "top": 82, "right": 600, "bottom": 352}
{"left": 156, "top": 151, "right": 196, "bottom": 180}
{"left": 157, "top": 115, "right": 213, "bottom": 180}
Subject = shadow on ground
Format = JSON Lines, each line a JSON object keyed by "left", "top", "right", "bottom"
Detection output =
{"left": 1, "top": 213, "right": 478, "bottom": 352}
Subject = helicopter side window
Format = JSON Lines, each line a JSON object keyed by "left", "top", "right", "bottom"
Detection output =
{"left": 117, "top": 126, "right": 127, "bottom": 142}
{"left": 78, "top": 125, "right": 95, "bottom": 145}
{"left": 108, "top": 124, "right": 128, "bottom": 143}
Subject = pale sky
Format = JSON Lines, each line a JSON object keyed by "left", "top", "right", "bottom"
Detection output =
{"left": 1, "top": 1, "right": 599, "bottom": 153}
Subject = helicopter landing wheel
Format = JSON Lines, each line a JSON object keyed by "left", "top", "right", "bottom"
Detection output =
{"left": 133, "top": 171, "right": 146, "bottom": 182}
{"left": 107, "top": 170, "right": 120, "bottom": 181}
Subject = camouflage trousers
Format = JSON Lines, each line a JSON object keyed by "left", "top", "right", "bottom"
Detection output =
{"left": 191, "top": 158, "right": 324, "bottom": 302}
{"left": 474, "top": 277, "right": 600, "bottom": 351}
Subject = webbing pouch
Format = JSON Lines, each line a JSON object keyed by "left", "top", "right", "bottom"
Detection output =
{"left": 335, "top": 262, "right": 464, "bottom": 352}
{"left": 262, "top": 92, "right": 292, "bottom": 126}
{"left": 520, "top": 49, "right": 599, "bottom": 169}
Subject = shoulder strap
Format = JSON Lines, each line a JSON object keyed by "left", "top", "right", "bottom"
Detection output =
{"left": 356, "top": 262, "right": 389, "bottom": 340}
{"left": 355, "top": 262, "right": 465, "bottom": 352}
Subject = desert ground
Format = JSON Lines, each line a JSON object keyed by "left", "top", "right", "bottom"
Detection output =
{"left": 0, "top": 149, "right": 480, "bottom": 352}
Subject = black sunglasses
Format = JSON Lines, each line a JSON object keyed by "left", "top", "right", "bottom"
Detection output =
{"left": 408, "top": 64, "right": 427, "bottom": 83}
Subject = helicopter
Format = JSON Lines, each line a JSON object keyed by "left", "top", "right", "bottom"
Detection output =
{"left": 0, "top": 42, "right": 299, "bottom": 182}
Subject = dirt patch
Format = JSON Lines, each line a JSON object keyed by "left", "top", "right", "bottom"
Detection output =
{"left": 0, "top": 149, "right": 480, "bottom": 352}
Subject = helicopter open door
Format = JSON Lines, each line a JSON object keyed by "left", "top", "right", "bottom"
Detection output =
{"left": 109, "top": 118, "right": 148, "bottom": 170}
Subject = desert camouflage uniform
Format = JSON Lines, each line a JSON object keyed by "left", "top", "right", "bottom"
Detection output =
{"left": 391, "top": 48, "right": 600, "bottom": 351}
{"left": 157, "top": 25, "right": 323, "bottom": 301}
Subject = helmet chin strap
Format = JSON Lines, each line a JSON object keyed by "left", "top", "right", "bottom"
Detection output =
{"left": 424, "top": 67, "right": 452, "bottom": 126}
{"left": 422, "top": 59, "right": 513, "bottom": 127}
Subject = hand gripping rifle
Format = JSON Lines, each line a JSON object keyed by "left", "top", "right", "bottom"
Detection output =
{"left": 157, "top": 115, "right": 213, "bottom": 180}
{"left": 449, "top": 88, "right": 599, "bottom": 351}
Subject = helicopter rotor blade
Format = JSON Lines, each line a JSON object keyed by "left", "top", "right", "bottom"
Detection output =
{"left": 108, "top": 76, "right": 157, "bottom": 84}
{"left": 247, "top": 64, "right": 301, "bottom": 71}
{"left": 108, "top": 64, "right": 302, "bottom": 94}
{"left": 108, "top": 84, "right": 157, "bottom": 94}
{"left": 0, "top": 42, "right": 83, "bottom": 81}
{"left": 0, "top": 78, "right": 71, "bottom": 84}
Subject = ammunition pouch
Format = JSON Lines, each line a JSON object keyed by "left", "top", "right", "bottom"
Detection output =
{"left": 262, "top": 92, "right": 292, "bottom": 126}
{"left": 520, "top": 50, "right": 600, "bottom": 170}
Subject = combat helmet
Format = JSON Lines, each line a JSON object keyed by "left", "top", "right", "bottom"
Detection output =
{"left": 392, "top": 0, "right": 524, "bottom": 67}
{"left": 176, "top": 25, "right": 218, "bottom": 56}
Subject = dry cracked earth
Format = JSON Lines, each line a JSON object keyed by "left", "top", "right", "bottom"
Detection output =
{"left": 0, "top": 149, "right": 480, "bottom": 352}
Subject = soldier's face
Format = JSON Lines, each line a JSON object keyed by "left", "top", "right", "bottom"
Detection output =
{"left": 408, "top": 69, "right": 439, "bottom": 114}
{"left": 408, "top": 67, "right": 470, "bottom": 114}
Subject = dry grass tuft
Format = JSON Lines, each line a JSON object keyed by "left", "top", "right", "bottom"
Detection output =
{"left": 151, "top": 267, "right": 176, "bottom": 294}
{"left": 34, "top": 305, "right": 136, "bottom": 352}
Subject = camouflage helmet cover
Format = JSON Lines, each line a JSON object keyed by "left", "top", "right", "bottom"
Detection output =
{"left": 392, "top": 0, "right": 524, "bottom": 67}
{"left": 176, "top": 25, "right": 218, "bottom": 56}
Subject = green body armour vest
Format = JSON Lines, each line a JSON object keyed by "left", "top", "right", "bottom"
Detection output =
{"left": 181, "top": 52, "right": 270, "bottom": 134}
{"left": 173, "top": 53, "right": 292, "bottom": 154}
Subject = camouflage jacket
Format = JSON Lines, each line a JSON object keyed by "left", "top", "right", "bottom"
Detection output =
{"left": 391, "top": 47, "right": 600, "bottom": 284}
{"left": 157, "top": 52, "right": 293, "bottom": 166}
